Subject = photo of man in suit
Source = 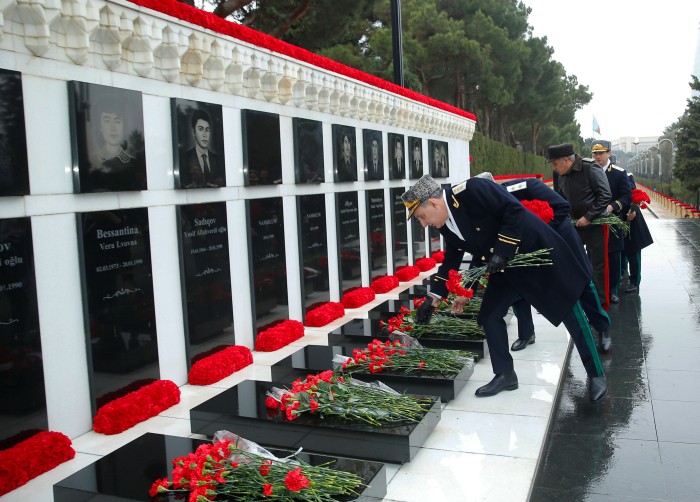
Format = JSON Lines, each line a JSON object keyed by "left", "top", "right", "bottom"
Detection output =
{"left": 409, "top": 137, "right": 423, "bottom": 179}
{"left": 388, "top": 133, "right": 405, "bottom": 180}
{"left": 363, "top": 129, "right": 383, "bottom": 181}
{"left": 178, "top": 109, "right": 225, "bottom": 188}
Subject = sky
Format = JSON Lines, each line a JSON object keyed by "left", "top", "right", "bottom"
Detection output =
{"left": 523, "top": 0, "right": 700, "bottom": 142}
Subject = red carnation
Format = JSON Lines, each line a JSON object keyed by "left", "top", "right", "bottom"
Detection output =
{"left": 395, "top": 265, "right": 420, "bottom": 281}
{"left": 341, "top": 287, "right": 376, "bottom": 308}
{"left": 431, "top": 251, "right": 445, "bottom": 263}
{"left": 370, "top": 275, "right": 400, "bottom": 293}
{"left": 188, "top": 346, "right": 253, "bottom": 385}
{"left": 415, "top": 257, "right": 437, "bottom": 271}
{"left": 255, "top": 320, "right": 305, "bottom": 351}
{"left": 263, "top": 483, "right": 273, "bottom": 496}
{"left": 631, "top": 188, "right": 651, "bottom": 208}
{"left": 520, "top": 199, "right": 554, "bottom": 224}
{"left": 284, "top": 467, "right": 310, "bottom": 492}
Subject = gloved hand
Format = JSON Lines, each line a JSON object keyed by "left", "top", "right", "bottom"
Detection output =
{"left": 415, "top": 298, "right": 435, "bottom": 325}
{"left": 486, "top": 254, "right": 508, "bottom": 274}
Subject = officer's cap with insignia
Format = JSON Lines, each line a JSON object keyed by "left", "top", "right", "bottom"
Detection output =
{"left": 591, "top": 140, "right": 611, "bottom": 153}
{"left": 546, "top": 143, "right": 575, "bottom": 161}
{"left": 401, "top": 174, "right": 442, "bottom": 220}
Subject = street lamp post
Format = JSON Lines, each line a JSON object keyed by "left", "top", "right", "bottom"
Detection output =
{"left": 657, "top": 138, "right": 674, "bottom": 180}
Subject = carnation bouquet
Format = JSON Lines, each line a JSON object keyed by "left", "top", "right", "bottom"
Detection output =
{"left": 584, "top": 215, "right": 630, "bottom": 237}
{"left": 630, "top": 188, "right": 651, "bottom": 212}
{"left": 150, "top": 431, "right": 364, "bottom": 501}
{"left": 380, "top": 306, "right": 485, "bottom": 339}
{"left": 265, "top": 370, "right": 433, "bottom": 427}
{"left": 455, "top": 248, "right": 553, "bottom": 288}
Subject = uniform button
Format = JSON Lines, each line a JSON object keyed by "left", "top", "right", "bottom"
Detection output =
{"left": 475, "top": 228, "right": 481, "bottom": 231}
{"left": 481, "top": 256, "right": 486, "bottom": 261}
{"left": 489, "top": 247, "right": 494, "bottom": 253}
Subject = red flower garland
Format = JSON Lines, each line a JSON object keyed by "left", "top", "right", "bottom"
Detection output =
{"left": 631, "top": 188, "right": 651, "bottom": 208}
{"left": 341, "top": 287, "right": 376, "bottom": 308}
{"left": 445, "top": 269, "right": 475, "bottom": 298}
{"left": 431, "top": 251, "right": 445, "bottom": 263}
{"left": 188, "top": 346, "right": 253, "bottom": 385}
{"left": 93, "top": 380, "right": 181, "bottom": 435}
{"left": 0, "top": 431, "right": 75, "bottom": 496}
{"left": 370, "top": 275, "right": 400, "bottom": 294}
{"left": 395, "top": 265, "right": 420, "bottom": 282}
{"left": 520, "top": 199, "right": 554, "bottom": 224}
{"left": 415, "top": 257, "right": 437, "bottom": 271}
{"left": 127, "top": 0, "right": 476, "bottom": 122}
{"left": 255, "top": 320, "right": 305, "bottom": 351}
{"left": 305, "top": 302, "right": 345, "bottom": 327}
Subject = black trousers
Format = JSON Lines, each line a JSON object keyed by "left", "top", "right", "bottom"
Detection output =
{"left": 577, "top": 225, "right": 608, "bottom": 305}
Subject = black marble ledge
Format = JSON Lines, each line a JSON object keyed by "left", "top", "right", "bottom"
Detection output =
{"left": 190, "top": 380, "right": 441, "bottom": 464}
{"left": 53, "top": 432, "right": 387, "bottom": 501}
{"left": 270, "top": 344, "right": 475, "bottom": 402}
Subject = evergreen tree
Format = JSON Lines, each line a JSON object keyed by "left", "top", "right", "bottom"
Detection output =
{"left": 673, "top": 77, "right": 700, "bottom": 191}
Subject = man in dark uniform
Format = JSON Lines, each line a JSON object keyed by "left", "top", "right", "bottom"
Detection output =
{"left": 551, "top": 144, "right": 612, "bottom": 312}
{"left": 403, "top": 174, "right": 607, "bottom": 401}
{"left": 475, "top": 173, "right": 611, "bottom": 352}
{"left": 624, "top": 173, "right": 654, "bottom": 293}
{"left": 592, "top": 141, "right": 631, "bottom": 305}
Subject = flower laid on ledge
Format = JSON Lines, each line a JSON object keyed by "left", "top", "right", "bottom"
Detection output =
{"left": 370, "top": 275, "right": 400, "bottom": 294}
{"left": 304, "top": 302, "right": 345, "bottom": 327}
{"left": 255, "top": 320, "right": 305, "bottom": 352}
{"left": 395, "top": 265, "right": 420, "bottom": 282}
{"left": 631, "top": 188, "right": 651, "bottom": 211}
{"left": 150, "top": 432, "right": 364, "bottom": 501}
{"left": 414, "top": 294, "right": 483, "bottom": 315}
{"left": 446, "top": 269, "right": 475, "bottom": 298}
{"left": 0, "top": 431, "right": 75, "bottom": 496}
{"left": 415, "top": 257, "right": 437, "bottom": 271}
{"left": 266, "top": 370, "right": 433, "bottom": 427}
{"left": 341, "top": 287, "right": 376, "bottom": 308}
{"left": 431, "top": 250, "right": 445, "bottom": 263}
{"left": 381, "top": 306, "right": 485, "bottom": 339}
{"left": 188, "top": 346, "right": 253, "bottom": 385}
{"left": 520, "top": 199, "right": 554, "bottom": 224}
{"left": 93, "top": 380, "right": 180, "bottom": 435}
{"left": 338, "top": 338, "right": 476, "bottom": 377}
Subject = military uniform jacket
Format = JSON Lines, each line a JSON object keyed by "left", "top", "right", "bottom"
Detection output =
{"left": 603, "top": 162, "right": 632, "bottom": 252}
{"left": 430, "top": 177, "right": 590, "bottom": 327}
{"left": 625, "top": 173, "right": 654, "bottom": 251}
{"left": 553, "top": 156, "right": 611, "bottom": 222}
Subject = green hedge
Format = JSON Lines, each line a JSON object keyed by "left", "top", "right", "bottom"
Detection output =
{"left": 469, "top": 131, "right": 548, "bottom": 178}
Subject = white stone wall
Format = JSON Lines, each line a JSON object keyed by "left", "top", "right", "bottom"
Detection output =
{"left": 0, "top": 0, "right": 474, "bottom": 438}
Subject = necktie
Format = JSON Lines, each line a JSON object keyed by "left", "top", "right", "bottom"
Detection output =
{"left": 202, "top": 154, "right": 210, "bottom": 172}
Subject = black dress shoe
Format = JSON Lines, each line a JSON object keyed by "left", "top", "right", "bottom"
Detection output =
{"left": 589, "top": 375, "right": 608, "bottom": 402}
{"left": 475, "top": 371, "right": 518, "bottom": 397}
{"left": 596, "top": 329, "right": 612, "bottom": 352}
{"left": 625, "top": 285, "right": 638, "bottom": 294}
{"left": 511, "top": 335, "right": 535, "bottom": 351}
{"left": 609, "top": 293, "right": 620, "bottom": 304}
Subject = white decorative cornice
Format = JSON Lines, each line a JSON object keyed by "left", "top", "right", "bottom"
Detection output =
{"left": 0, "top": 0, "right": 476, "bottom": 140}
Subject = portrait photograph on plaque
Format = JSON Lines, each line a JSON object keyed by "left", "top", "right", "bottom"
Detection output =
{"left": 428, "top": 139, "right": 449, "bottom": 178}
{"left": 78, "top": 208, "right": 158, "bottom": 413}
{"left": 408, "top": 136, "right": 423, "bottom": 180}
{"left": 178, "top": 202, "right": 234, "bottom": 365}
{"left": 362, "top": 129, "right": 383, "bottom": 181}
{"left": 0, "top": 217, "right": 47, "bottom": 444}
{"left": 0, "top": 69, "right": 30, "bottom": 196}
{"left": 391, "top": 187, "right": 409, "bottom": 270}
{"left": 336, "top": 191, "right": 361, "bottom": 295}
{"left": 366, "top": 189, "right": 387, "bottom": 279}
{"left": 247, "top": 198, "right": 288, "bottom": 333}
{"left": 388, "top": 133, "right": 406, "bottom": 180}
{"left": 68, "top": 81, "right": 146, "bottom": 193}
{"left": 297, "top": 194, "right": 330, "bottom": 320}
{"left": 172, "top": 99, "right": 226, "bottom": 189}
{"left": 293, "top": 118, "right": 324, "bottom": 184}
{"left": 332, "top": 124, "right": 357, "bottom": 182}
{"left": 242, "top": 110, "right": 282, "bottom": 186}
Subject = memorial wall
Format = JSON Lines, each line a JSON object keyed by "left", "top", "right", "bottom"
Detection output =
{"left": 0, "top": 0, "right": 475, "bottom": 442}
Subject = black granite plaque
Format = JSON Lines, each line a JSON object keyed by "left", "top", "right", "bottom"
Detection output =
{"left": 390, "top": 187, "right": 409, "bottom": 270}
{"left": 68, "top": 82, "right": 146, "bottom": 193}
{"left": 366, "top": 189, "right": 387, "bottom": 279}
{"left": 190, "top": 380, "right": 441, "bottom": 464}
{"left": 411, "top": 214, "right": 426, "bottom": 260}
{"left": 336, "top": 192, "right": 361, "bottom": 295}
{"left": 242, "top": 109, "right": 282, "bottom": 186}
{"left": 430, "top": 225, "right": 442, "bottom": 254}
{"left": 332, "top": 124, "right": 357, "bottom": 182}
{"left": 363, "top": 129, "right": 383, "bottom": 181}
{"left": 271, "top": 345, "right": 474, "bottom": 402}
{"left": 428, "top": 139, "right": 449, "bottom": 178}
{"left": 0, "top": 218, "right": 47, "bottom": 445}
{"left": 178, "top": 203, "right": 234, "bottom": 364}
{"left": 172, "top": 98, "right": 226, "bottom": 189}
{"left": 0, "top": 69, "right": 29, "bottom": 196}
{"left": 408, "top": 136, "right": 423, "bottom": 180}
{"left": 388, "top": 133, "right": 405, "bottom": 180}
{"left": 247, "top": 198, "right": 288, "bottom": 332}
{"left": 78, "top": 208, "right": 158, "bottom": 412}
{"left": 54, "top": 433, "right": 387, "bottom": 502}
{"left": 293, "top": 118, "right": 324, "bottom": 183}
{"left": 298, "top": 195, "right": 330, "bottom": 320}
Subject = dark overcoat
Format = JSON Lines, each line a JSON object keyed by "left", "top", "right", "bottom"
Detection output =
{"left": 625, "top": 173, "right": 654, "bottom": 251}
{"left": 430, "top": 177, "right": 590, "bottom": 327}
{"left": 603, "top": 163, "right": 631, "bottom": 252}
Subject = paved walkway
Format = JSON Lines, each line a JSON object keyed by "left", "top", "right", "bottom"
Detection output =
{"left": 530, "top": 215, "right": 700, "bottom": 501}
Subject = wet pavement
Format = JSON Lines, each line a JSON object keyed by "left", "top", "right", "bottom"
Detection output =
{"left": 530, "top": 217, "right": 700, "bottom": 501}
